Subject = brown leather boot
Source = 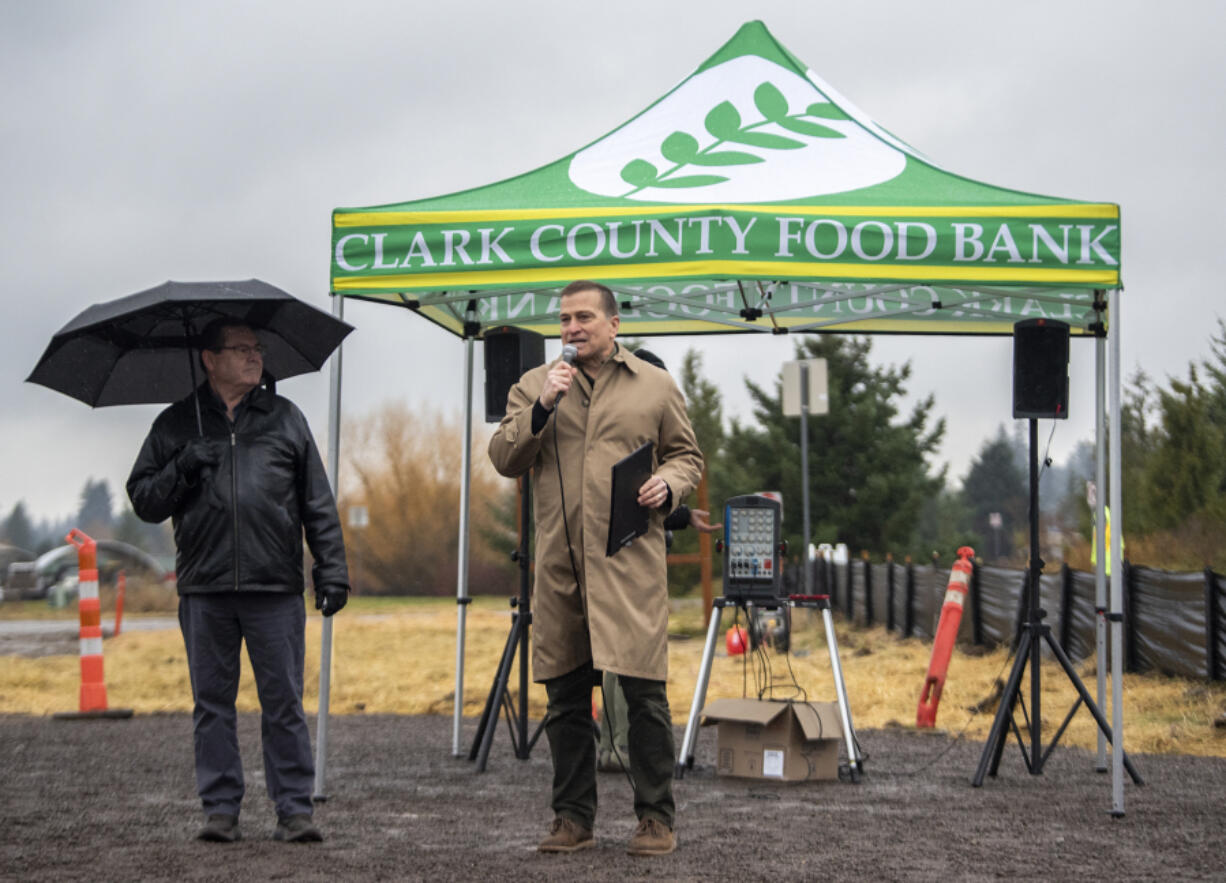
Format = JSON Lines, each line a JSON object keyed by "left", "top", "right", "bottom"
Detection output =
{"left": 537, "top": 816, "right": 595, "bottom": 853}
{"left": 627, "top": 817, "right": 676, "bottom": 856}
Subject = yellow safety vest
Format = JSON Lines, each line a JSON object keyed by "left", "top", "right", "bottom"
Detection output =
{"left": 1090, "top": 507, "right": 1124, "bottom": 575}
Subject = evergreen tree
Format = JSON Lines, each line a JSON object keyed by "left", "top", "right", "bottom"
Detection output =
{"left": 1120, "top": 369, "right": 1156, "bottom": 536}
{"left": 961, "top": 426, "right": 1028, "bottom": 561}
{"left": 665, "top": 348, "right": 728, "bottom": 593}
{"left": 912, "top": 488, "right": 977, "bottom": 561}
{"left": 1009, "top": 420, "right": 1030, "bottom": 476}
{"left": 1, "top": 501, "right": 35, "bottom": 552}
{"left": 721, "top": 335, "right": 945, "bottom": 557}
{"left": 1059, "top": 439, "right": 1097, "bottom": 539}
{"left": 679, "top": 349, "right": 724, "bottom": 481}
{"left": 113, "top": 506, "right": 175, "bottom": 556}
{"left": 76, "top": 478, "right": 115, "bottom": 537}
{"left": 1203, "top": 318, "right": 1226, "bottom": 424}
{"left": 1141, "top": 366, "right": 1226, "bottom": 529}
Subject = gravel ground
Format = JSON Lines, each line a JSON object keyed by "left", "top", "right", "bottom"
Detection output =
{"left": 1, "top": 710, "right": 1223, "bottom": 881}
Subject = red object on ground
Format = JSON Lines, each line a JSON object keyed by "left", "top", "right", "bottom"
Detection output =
{"left": 916, "top": 546, "right": 975, "bottom": 728}
{"left": 726, "top": 626, "right": 748, "bottom": 656}
{"left": 66, "top": 528, "right": 109, "bottom": 713}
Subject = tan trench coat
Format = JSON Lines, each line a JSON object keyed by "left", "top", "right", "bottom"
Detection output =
{"left": 488, "top": 347, "right": 703, "bottom": 682}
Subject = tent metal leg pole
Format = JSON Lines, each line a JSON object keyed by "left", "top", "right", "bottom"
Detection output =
{"left": 800, "top": 364, "right": 812, "bottom": 595}
{"left": 452, "top": 335, "right": 475, "bottom": 756}
{"left": 1094, "top": 319, "right": 1108, "bottom": 771}
{"left": 676, "top": 599, "right": 724, "bottom": 778}
{"left": 1109, "top": 288, "right": 1125, "bottom": 816}
{"left": 314, "top": 294, "right": 345, "bottom": 801}
{"left": 821, "top": 603, "right": 861, "bottom": 780}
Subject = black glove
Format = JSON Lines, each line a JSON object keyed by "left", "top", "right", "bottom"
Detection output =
{"left": 315, "top": 586, "right": 348, "bottom": 617}
{"left": 177, "top": 438, "right": 223, "bottom": 478}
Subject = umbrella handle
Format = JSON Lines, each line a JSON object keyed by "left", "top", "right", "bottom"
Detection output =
{"left": 183, "top": 317, "right": 204, "bottom": 436}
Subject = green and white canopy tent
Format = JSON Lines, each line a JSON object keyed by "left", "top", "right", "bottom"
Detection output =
{"left": 331, "top": 21, "right": 1118, "bottom": 332}
{"left": 320, "top": 21, "right": 1129, "bottom": 808}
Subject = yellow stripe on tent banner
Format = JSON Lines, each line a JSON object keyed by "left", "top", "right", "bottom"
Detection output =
{"left": 334, "top": 203, "right": 1120, "bottom": 227}
{"left": 332, "top": 259, "right": 1120, "bottom": 291}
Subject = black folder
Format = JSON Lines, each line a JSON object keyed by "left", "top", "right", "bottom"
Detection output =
{"left": 606, "top": 441, "right": 654, "bottom": 557}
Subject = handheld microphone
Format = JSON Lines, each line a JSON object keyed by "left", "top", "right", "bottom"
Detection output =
{"left": 556, "top": 344, "right": 578, "bottom": 403}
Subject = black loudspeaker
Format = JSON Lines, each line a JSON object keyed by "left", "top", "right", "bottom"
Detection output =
{"left": 1013, "top": 319, "right": 1070, "bottom": 419}
{"left": 484, "top": 326, "right": 545, "bottom": 422}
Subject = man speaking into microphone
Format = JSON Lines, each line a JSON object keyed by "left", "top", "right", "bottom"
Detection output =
{"left": 488, "top": 280, "right": 702, "bottom": 857}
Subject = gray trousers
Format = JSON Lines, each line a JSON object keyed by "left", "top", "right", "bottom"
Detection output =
{"left": 178, "top": 593, "right": 314, "bottom": 819}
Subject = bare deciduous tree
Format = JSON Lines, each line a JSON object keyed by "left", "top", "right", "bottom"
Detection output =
{"left": 338, "top": 403, "right": 516, "bottom": 595}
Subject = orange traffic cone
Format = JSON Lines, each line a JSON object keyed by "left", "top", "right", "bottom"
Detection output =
{"left": 53, "top": 529, "right": 132, "bottom": 721}
{"left": 916, "top": 546, "right": 974, "bottom": 728}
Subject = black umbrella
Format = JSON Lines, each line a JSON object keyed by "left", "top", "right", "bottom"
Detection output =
{"left": 27, "top": 279, "right": 353, "bottom": 432}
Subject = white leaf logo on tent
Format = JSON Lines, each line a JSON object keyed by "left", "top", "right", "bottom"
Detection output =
{"left": 569, "top": 56, "right": 906, "bottom": 203}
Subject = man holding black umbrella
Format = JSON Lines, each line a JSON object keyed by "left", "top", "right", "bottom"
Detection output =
{"left": 127, "top": 319, "right": 349, "bottom": 845}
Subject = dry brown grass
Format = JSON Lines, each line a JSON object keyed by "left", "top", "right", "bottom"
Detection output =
{"left": 1064, "top": 522, "right": 1226, "bottom": 572}
{"left": 2, "top": 597, "right": 1224, "bottom": 757}
{"left": 100, "top": 578, "right": 179, "bottom": 614}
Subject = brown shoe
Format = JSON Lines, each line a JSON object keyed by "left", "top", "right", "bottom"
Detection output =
{"left": 538, "top": 816, "right": 595, "bottom": 853}
{"left": 627, "top": 817, "right": 676, "bottom": 856}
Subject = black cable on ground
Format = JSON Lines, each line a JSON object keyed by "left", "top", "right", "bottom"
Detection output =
{"left": 880, "top": 647, "right": 1015, "bottom": 777}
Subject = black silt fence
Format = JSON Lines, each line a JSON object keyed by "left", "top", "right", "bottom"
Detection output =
{"left": 904, "top": 561, "right": 916, "bottom": 638}
{"left": 969, "top": 560, "right": 985, "bottom": 646}
{"left": 824, "top": 557, "right": 1225, "bottom": 681}
{"left": 863, "top": 559, "right": 874, "bottom": 627}
{"left": 1208, "top": 568, "right": 1222, "bottom": 682}
{"left": 886, "top": 561, "right": 897, "bottom": 632}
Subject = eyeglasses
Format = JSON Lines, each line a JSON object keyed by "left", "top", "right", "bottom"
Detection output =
{"left": 214, "top": 344, "right": 266, "bottom": 357}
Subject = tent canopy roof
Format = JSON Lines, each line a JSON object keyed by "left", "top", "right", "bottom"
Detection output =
{"left": 331, "top": 20, "right": 1119, "bottom": 339}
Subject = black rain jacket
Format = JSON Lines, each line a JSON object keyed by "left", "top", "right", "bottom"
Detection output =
{"left": 126, "top": 383, "right": 349, "bottom": 596}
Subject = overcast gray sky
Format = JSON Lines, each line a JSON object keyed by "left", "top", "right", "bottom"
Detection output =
{"left": 2, "top": 0, "right": 1221, "bottom": 523}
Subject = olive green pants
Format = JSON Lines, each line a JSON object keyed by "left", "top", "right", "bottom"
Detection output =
{"left": 597, "top": 671, "right": 630, "bottom": 771}
{"left": 544, "top": 660, "right": 676, "bottom": 830}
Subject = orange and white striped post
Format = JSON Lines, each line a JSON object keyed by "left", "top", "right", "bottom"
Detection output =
{"left": 54, "top": 530, "right": 132, "bottom": 720}
{"left": 67, "top": 529, "right": 108, "bottom": 712}
{"left": 916, "top": 546, "right": 975, "bottom": 729}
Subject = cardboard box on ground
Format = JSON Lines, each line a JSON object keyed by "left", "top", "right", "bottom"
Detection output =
{"left": 700, "top": 699, "right": 843, "bottom": 781}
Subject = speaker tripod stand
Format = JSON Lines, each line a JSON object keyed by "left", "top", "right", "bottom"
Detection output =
{"left": 972, "top": 419, "right": 1142, "bottom": 790}
{"left": 468, "top": 474, "right": 547, "bottom": 772}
